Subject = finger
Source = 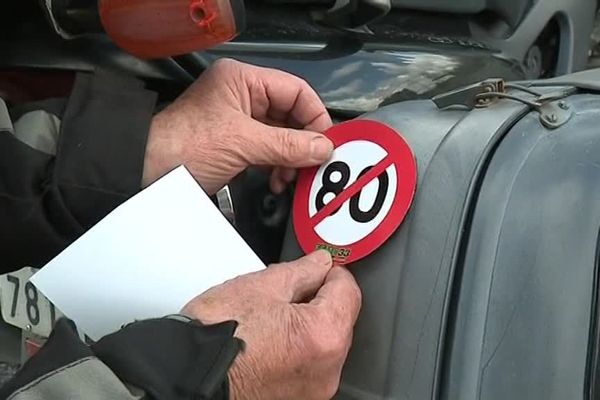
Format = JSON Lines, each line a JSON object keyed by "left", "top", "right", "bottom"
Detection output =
{"left": 310, "top": 267, "right": 362, "bottom": 327}
{"left": 270, "top": 173, "right": 286, "bottom": 194}
{"left": 281, "top": 167, "right": 297, "bottom": 183}
{"left": 245, "top": 64, "right": 333, "bottom": 132}
{"left": 264, "top": 251, "right": 333, "bottom": 302}
{"left": 269, "top": 168, "right": 286, "bottom": 194}
{"left": 245, "top": 120, "right": 333, "bottom": 168}
{"left": 270, "top": 167, "right": 296, "bottom": 194}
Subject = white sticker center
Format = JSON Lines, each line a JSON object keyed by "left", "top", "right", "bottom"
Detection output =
{"left": 308, "top": 140, "right": 398, "bottom": 246}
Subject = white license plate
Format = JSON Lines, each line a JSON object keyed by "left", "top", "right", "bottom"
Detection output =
{"left": 0, "top": 267, "right": 63, "bottom": 337}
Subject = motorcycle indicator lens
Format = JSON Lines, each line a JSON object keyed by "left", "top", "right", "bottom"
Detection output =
{"left": 99, "top": 0, "right": 244, "bottom": 59}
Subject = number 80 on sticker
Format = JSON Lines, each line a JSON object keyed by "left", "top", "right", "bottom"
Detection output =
{"left": 293, "top": 120, "right": 417, "bottom": 265}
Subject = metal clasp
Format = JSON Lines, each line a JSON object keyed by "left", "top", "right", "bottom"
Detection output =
{"left": 216, "top": 185, "right": 236, "bottom": 226}
{"left": 433, "top": 79, "right": 575, "bottom": 130}
{"left": 432, "top": 79, "right": 505, "bottom": 110}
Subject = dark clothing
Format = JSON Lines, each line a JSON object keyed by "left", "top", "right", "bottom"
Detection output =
{"left": 0, "top": 71, "right": 156, "bottom": 272}
{"left": 0, "top": 317, "right": 240, "bottom": 400}
{"left": 0, "top": 72, "right": 240, "bottom": 399}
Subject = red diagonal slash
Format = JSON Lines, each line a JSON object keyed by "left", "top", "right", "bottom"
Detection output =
{"left": 310, "top": 155, "right": 394, "bottom": 227}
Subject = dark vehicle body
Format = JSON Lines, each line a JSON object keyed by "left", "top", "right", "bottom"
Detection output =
{"left": 282, "top": 70, "right": 600, "bottom": 399}
{"left": 2, "top": 0, "right": 596, "bottom": 263}
{"left": 1, "top": 0, "right": 599, "bottom": 398}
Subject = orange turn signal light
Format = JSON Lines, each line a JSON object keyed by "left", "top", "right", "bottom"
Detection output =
{"left": 99, "top": 0, "right": 245, "bottom": 59}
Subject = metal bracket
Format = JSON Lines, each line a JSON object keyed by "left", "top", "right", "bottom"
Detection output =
{"left": 538, "top": 100, "right": 573, "bottom": 129}
{"left": 433, "top": 78, "right": 575, "bottom": 129}
{"left": 432, "top": 79, "right": 505, "bottom": 109}
{"left": 216, "top": 185, "right": 236, "bottom": 226}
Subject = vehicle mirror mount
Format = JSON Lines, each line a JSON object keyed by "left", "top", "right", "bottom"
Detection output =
{"left": 312, "top": 0, "right": 391, "bottom": 32}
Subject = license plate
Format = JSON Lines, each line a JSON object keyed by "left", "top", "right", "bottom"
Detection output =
{"left": 0, "top": 267, "right": 63, "bottom": 337}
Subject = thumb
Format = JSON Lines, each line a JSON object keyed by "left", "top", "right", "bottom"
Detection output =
{"left": 265, "top": 251, "right": 333, "bottom": 302}
{"left": 246, "top": 120, "right": 333, "bottom": 168}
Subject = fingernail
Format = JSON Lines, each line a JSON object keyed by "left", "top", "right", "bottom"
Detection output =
{"left": 271, "top": 180, "right": 285, "bottom": 195}
{"left": 309, "top": 250, "right": 332, "bottom": 265}
{"left": 310, "top": 136, "right": 334, "bottom": 163}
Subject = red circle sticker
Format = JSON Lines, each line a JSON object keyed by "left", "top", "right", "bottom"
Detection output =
{"left": 293, "top": 119, "right": 417, "bottom": 265}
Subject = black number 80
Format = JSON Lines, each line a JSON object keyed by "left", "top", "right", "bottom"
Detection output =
{"left": 315, "top": 161, "right": 389, "bottom": 223}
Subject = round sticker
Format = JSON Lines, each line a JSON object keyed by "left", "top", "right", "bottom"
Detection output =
{"left": 293, "top": 119, "right": 417, "bottom": 264}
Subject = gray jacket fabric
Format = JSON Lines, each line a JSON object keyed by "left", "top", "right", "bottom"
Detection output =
{"left": 0, "top": 72, "right": 241, "bottom": 399}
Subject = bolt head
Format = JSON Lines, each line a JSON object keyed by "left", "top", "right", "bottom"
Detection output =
{"left": 25, "top": 324, "right": 32, "bottom": 331}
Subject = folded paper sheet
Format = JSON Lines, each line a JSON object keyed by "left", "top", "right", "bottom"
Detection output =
{"left": 32, "top": 166, "right": 265, "bottom": 340}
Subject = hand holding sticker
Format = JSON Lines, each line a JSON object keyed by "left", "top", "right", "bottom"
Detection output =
{"left": 293, "top": 120, "right": 417, "bottom": 264}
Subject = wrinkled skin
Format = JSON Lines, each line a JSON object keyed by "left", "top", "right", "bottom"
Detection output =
{"left": 145, "top": 59, "right": 362, "bottom": 399}
{"left": 183, "top": 251, "right": 362, "bottom": 400}
{"left": 142, "top": 58, "right": 334, "bottom": 194}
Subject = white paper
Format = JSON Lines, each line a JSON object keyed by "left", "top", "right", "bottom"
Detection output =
{"left": 31, "top": 166, "right": 265, "bottom": 340}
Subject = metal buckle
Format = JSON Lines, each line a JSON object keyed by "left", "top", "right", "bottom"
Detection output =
{"left": 216, "top": 185, "right": 236, "bottom": 226}
{"left": 432, "top": 79, "right": 505, "bottom": 110}
{"left": 433, "top": 79, "right": 574, "bottom": 129}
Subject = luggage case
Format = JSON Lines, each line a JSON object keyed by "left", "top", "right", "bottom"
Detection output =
{"left": 281, "top": 68, "right": 600, "bottom": 400}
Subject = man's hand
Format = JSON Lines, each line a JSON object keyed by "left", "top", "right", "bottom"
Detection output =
{"left": 182, "top": 251, "right": 362, "bottom": 400}
{"left": 142, "top": 59, "right": 334, "bottom": 194}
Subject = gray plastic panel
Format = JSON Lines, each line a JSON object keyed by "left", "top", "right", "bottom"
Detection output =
{"left": 282, "top": 73, "right": 600, "bottom": 399}
{"left": 442, "top": 93, "right": 600, "bottom": 400}
{"left": 470, "top": 0, "right": 597, "bottom": 74}
{"left": 281, "top": 98, "right": 530, "bottom": 399}
{"left": 530, "top": 67, "right": 600, "bottom": 92}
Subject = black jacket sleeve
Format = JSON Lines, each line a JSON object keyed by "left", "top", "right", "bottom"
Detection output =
{"left": 0, "top": 317, "right": 242, "bottom": 400}
{"left": 0, "top": 71, "right": 157, "bottom": 273}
